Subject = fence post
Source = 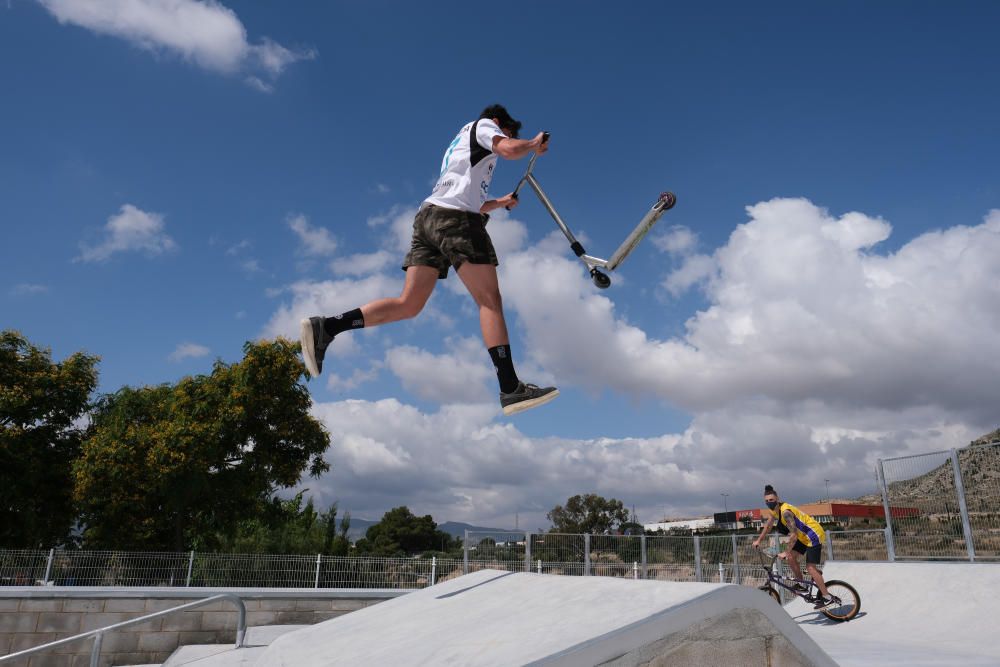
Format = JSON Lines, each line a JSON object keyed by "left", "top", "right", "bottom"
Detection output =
{"left": 314, "top": 554, "right": 322, "bottom": 589}
{"left": 186, "top": 551, "right": 194, "bottom": 587}
{"left": 731, "top": 533, "right": 740, "bottom": 584}
{"left": 826, "top": 531, "right": 835, "bottom": 562}
{"left": 431, "top": 556, "right": 437, "bottom": 586}
{"left": 951, "top": 448, "right": 976, "bottom": 562}
{"left": 42, "top": 549, "right": 54, "bottom": 585}
{"left": 525, "top": 532, "right": 532, "bottom": 573}
{"left": 877, "top": 459, "right": 897, "bottom": 561}
{"left": 693, "top": 535, "right": 702, "bottom": 582}
{"left": 584, "top": 534, "right": 591, "bottom": 576}
{"left": 640, "top": 534, "right": 647, "bottom": 580}
{"left": 463, "top": 530, "right": 469, "bottom": 575}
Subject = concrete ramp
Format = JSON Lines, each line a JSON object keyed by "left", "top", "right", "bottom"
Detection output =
{"left": 257, "top": 569, "right": 837, "bottom": 666}
{"left": 791, "top": 562, "right": 1000, "bottom": 666}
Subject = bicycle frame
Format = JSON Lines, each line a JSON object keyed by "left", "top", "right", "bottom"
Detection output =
{"left": 755, "top": 548, "right": 819, "bottom": 601}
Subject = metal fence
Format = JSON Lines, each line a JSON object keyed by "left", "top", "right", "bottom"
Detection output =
{"left": 3, "top": 528, "right": 892, "bottom": 592}
{"left": 878, "top": 440, "right": 1000, "bottom": 561}
{"left": 461, "top": 531, "right": 855, "bottom": 589}
{"left": 0, "top": 550, "right": 459, "bottom": 589}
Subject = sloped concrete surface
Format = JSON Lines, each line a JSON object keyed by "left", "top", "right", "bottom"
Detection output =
{"left": 256, "top": 570, "right": 837, "bottom": 666}
{"left": 791, "top": 561, "right": 1000, "bottom": 666}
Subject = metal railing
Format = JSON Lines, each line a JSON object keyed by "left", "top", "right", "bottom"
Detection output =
{"left": 0, "top": 593, "right": 246, "bottom": 667}
{"left": 826, "top": 528, "right": 890, "bottom": 561}
{"left": 1, "top": 531, "right": 887, "bottom": 594}
{"left": 459, "top": 531, "right": 841, "bottom": 588}
{"left": 0, "top": 551, "right": 455, "bottom": 589}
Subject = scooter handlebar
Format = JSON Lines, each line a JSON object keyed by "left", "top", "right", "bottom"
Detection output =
{"left": 506, "top": 132, "right": 550, "bottom": 210}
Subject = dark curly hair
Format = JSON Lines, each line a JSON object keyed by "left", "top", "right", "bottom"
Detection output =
{"left": 764, "top": 484, "right": 777, "bottom": 495}
{"left": 480, "top": 104, "right": 522, "bottom": 138}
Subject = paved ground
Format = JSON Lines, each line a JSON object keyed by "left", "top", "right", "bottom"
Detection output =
{"left": 790, "top": 561, "right": 1000, "bottom": 666}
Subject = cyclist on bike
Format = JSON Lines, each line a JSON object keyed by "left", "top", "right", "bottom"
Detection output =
{"left": 752, "top": 484, "right": 833, "bottom": 609}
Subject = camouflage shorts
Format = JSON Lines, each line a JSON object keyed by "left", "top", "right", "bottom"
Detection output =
{"left": 401, "top": 204, "right": 498, "bottom": 279}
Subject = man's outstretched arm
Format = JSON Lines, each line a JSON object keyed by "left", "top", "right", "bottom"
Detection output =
{"left": 493, "top": 132, "right": 549, "bottom": 160}
{"left": 753, "top": 515, "right": 775, "bottom": 547}
{"left": 481, "top": 193, "right": 519, "bottom": 214}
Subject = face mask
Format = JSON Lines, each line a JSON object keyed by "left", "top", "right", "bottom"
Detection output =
{"left": 765, "top": 500, "right": 779, "bottom": 510}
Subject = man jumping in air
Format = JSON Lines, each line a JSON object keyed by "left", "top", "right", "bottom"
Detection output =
{"left": 753, "top": 484, "right": 834, "bottom": 609}
{"left": 300, "top": 104, "right": 558, "bottom": 416}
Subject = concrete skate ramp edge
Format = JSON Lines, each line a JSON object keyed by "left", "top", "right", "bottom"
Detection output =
{"left": 256, "top": 570, "right": 838, "bottom": 667}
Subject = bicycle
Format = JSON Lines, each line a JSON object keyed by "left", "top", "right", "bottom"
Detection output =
{"left": 754, "top": 546, "right": 861, "bottom": 622}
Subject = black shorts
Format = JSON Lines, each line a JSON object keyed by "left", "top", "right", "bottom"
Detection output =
{"left": 792, "top": 541, "right": 823, "bottom": 565}
{"left": 401, "top": 204, "right": 498, "bottom": 279}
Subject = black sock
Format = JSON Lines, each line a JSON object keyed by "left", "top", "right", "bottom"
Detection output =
{"left": 324, "top": 308, "right": 365, "bottom": 337}
{"left": 488, "top": 345, "right": 520, "bottom": 394}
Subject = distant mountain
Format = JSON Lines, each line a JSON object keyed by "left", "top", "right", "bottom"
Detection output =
{"left": 339, "top": 518, "right": 514, "bottom": 543}
{"left": 437, "top": 521, "right": 515, "bottom": 539}
{"left": 341, "top": 518, "right": 377, "bottom": 542}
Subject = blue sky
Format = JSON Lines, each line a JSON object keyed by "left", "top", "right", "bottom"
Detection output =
{"left": 3, "top": 1, "right": 999, "bottom": 529}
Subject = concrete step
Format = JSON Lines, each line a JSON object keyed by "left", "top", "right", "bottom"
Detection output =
{"left": 159, "top": 624, "right": 308, "bottom": 667}
{"left": 162, "top": 645, "right": 266, "bottom": 666}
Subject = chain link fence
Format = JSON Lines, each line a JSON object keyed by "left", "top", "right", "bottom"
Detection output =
{"left": 1, "top": 528, "right": 886, "bottom": 591}
{"left": 878, "top": 440, "right": 1000, "bottom": 561}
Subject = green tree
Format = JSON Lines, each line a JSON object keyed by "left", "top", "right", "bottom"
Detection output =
{"left": 323, "top": 505, "right": 352, "bottom": 557}
{"left": 209, "top": 492, "right": 351, "bottom": 555}
{"left": 0, "top": 330, "right": 98, "bottom": 547}
{"left": 354, "top": 506, "right": 456, "bottom": 556}
{"left": 547, "top": 493, "right": 630, "bottom": 534}
{"left": 74, "top": 338, "right": 330, "bottom": 550}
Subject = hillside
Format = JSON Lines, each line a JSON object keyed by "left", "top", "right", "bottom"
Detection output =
{"left": 854, "top": 428, "right": 1000, "bottom": 506}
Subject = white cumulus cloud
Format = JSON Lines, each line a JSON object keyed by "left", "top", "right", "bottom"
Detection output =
{"left": 288, "top": 214, "right": 338, "bottom": 257}
{"left": 269, "top": 198, "right": 1000, "bottom": 528}
{"left": 76, "top": 204, "right": 176, "bottom": 263}
{"left": 168, "top": 342, "right": 210, "bottom": 362}
{"left": 37, "top": 0, "right": 314, "bottom": 90}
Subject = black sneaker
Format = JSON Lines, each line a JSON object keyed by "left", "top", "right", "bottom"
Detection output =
{"left": 813, "top": 595, "right": 832, "bottom": 609}
{"left": 500, "top": 382, "right": 559, "bottom": 415}
{"left": 299, "top": 317, "right": 334, "bottom": 378}
{"left": 792, "top": 583, "right": 809, "bottom": 594}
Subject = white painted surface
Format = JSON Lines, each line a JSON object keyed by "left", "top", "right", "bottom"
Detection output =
{"left": 792, "top": 561, "right": 1000, "bottom": 666}
{"left": 256, "top": 569, "right": 835, "bottom": 666}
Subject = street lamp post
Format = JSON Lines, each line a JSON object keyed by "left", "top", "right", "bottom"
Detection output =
{"left": 825, "top": 479, "right": 831, "bottom": 500}
{"left": 721, "top": 493, "right": 730, "bottom": 531}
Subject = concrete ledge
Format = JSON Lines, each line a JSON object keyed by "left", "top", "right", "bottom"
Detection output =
{"left": 0, "top": 588, "right": 404, "bottom": 666}
{"left": 0, "top": 587, "right": 410, "bottom": 600}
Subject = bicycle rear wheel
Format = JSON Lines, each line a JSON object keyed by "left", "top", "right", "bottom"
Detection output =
{"left": 821, "top": 580, "right": 861, "bottom": 621}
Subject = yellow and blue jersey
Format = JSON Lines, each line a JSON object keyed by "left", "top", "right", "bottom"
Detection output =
{"left": 771, "top": 502, "right": 825, "bottom": 547}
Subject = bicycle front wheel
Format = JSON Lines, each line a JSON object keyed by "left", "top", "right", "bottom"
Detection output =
{"left": 821, "top": 580, "right": 861, "bottom": 621}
